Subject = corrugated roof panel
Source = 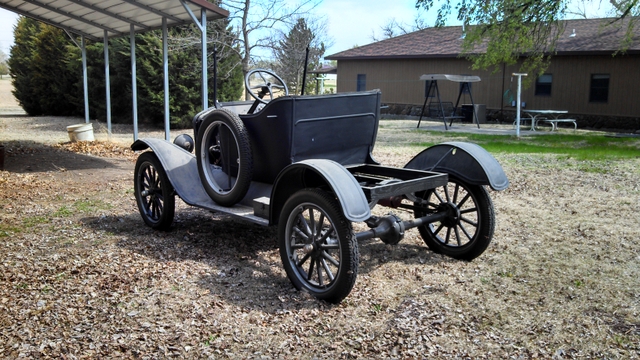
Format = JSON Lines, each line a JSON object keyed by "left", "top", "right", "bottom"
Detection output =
{"left": 0, "top": 0, "right": 228, "bottom": 39}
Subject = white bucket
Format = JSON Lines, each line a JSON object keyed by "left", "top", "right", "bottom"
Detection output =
{"left": 66, "top": 123, "right": 94, "bottom": 142}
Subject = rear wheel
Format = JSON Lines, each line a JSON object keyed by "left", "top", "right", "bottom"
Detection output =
{"left": 134, "top": 152, "right": 175, "bottom": 231}
{"left": 279, "top": 189, "right": 359, "bottom": 303}
{"left": 413, "top": 177, "right": 494, "bottom": 261}
{"left": 196, "top": 109, "right": 253, "bottom": 206}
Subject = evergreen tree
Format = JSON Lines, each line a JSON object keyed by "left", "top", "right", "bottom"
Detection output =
{"left": 70, "top": 41, "right": 107, "bottom": 119}
{"left": 9, "top": 17, "right": 243, "bottom": 128}
{"left": 272, "top": 18, "right": 325, "bottom": 95}
{"left": 8, "top": 17, "right": 42, "bottom": 115}
{"left": 10, "top": 20, "right": 80, "bottom": 116}
{"left": 31, "top": 25, "right": 78, "bottom": 115}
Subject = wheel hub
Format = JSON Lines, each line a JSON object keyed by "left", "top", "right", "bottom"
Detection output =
{"left": 438, "top": 202, "right": 461, "bottom": 227}
{"left": 303, "top": 243, "right": 314, "bottom": 254}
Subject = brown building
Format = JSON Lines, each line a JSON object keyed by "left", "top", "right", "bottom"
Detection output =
{"left": 326, "top": 18, "right": 640, "bottom": 128}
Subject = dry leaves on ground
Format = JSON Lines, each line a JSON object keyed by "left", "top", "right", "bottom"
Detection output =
{"left": 1, "top": 125, "right": 639, "bottom": 358}
{"left": 54, "top": 141, "right": 138, "bottom": 161}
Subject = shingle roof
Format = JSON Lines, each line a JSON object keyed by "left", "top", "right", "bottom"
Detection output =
{"left": 326, "top": 17, "right": 640, "bottom": 60}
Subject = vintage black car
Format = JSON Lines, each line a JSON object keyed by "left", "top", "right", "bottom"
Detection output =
{"left": 131, "top": 70, "right": 508, "bottom": 303}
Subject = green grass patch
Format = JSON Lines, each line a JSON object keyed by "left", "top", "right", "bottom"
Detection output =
{"left": 0, "top": 224, "right": 22, "bottom": 237}
{"left": 415, "top": 132, "right": 640, "bottom": 161}
{"left": 22, "top": 216, "right": 50, "bottom": 228}
{"left": 74, "top": 199, "right": 111, "bottom": 213}
{"left": 53, "top": 206, "right": 74, "bottom": 217}
{"left": 16, "top": 283, "right": 28, "bottom": 290}
{"left": 53, "top": 200, "right": 112, "bottom": 217}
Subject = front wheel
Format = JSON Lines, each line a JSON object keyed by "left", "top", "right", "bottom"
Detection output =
{"left": 278, "top": 189, "right": 359, "bottom": 303}
{"left": 134, "top": 152, "right": 175, "bottom": 231}
{"left": 413, "top": 177, "right": 495, "bottom": 261}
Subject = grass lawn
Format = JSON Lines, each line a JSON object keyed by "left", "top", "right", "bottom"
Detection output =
{"left": 376, "top": 120, "right": 640, "bottom": 160}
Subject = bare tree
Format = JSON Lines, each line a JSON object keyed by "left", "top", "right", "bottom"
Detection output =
{"left": 371, "top": 15, "right": 429, "bottom": 42}
{"left": 565, "top": 0, "right": 614, "bottom": 19}
{"left": 222, "top": 0, "right": 321, "bottom": 80}
{"left": 162, "top": 21, "right": 243, "bottom": 84}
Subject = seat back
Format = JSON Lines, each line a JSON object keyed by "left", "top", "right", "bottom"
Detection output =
{"left": 240, "top": 90, "right": 381, "bottom": 183}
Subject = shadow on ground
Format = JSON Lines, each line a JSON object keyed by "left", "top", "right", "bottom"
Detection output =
{"left": 82, "top": 205, "right": 451, "bottom": 310}
{"left": 1, "top": 140, "right": 125, "bottom": 173}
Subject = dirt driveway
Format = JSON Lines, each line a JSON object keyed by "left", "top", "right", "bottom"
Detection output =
{"left": 1, "top": 79, "right": 639, "bottom": 358}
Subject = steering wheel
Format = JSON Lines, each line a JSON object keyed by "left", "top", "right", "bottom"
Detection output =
{"left": 245, "top": 69, "right": 289, "bottom": 105}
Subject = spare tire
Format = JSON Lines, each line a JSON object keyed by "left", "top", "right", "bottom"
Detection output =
{"left": 196, "top": 109, "right": 253, "bottom": 206}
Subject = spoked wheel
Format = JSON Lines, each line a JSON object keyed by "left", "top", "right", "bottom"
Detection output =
{"left": 279, "top": 189, "right": 359, "bottom": 303}
{"left": 134, "top": 152, "right": 175, "bottom": 231}
{"left": 196, "top": 109, "right": 253, "bottom": 206}
{"left": 413, "top": 176, "right": 495, "bottom": 261}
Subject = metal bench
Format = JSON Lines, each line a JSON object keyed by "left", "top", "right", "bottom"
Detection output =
{"left": 540, "top": 118, "right": 577, "bottom": 131}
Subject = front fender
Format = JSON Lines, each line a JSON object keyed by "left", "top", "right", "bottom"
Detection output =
{"left": 270, "top": 159, "right": 371, "bottom": 225}
{"left": 405, "top": 142, "right": 509, "bottom": 191}
{"left": 131, "top": 138, "right": 212, "bottom": 205}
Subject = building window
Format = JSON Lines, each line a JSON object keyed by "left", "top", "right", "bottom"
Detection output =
{"left": 357, "top": 74, "right": 366, "bottom": 91}
{"left": 589, "top": 74, "right": 609, "bottom": 103}
{"left": 535, "top": 74, "right": 552, "bottom": 96}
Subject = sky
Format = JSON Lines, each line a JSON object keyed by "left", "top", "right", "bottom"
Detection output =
{"left": 0, "top": 1, "right": 431, "bottom": 56}
{"left": 0, "top": 0, "right": 616, "bottom": 57}
{"left": 0, "top": 8, "right": 17, "bottom": 55}
{"left": 316, "top": 0, "right": 456, "bottom": 56}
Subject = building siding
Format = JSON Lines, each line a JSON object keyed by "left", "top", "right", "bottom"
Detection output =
{"left": 335, "top": 55, "right": 640, "bottom": 117}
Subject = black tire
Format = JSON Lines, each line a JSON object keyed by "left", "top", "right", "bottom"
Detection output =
{"left": 278, "top": 189, "right": 359, "bottom": 303}
{"left": 413, "top": 177, "right": 495, "bottom": 261}
{"left": 196, "top": 109, "right": 253, "bottom": 206}
{"left": 134, "top": 152, "right": 175, "bottom": 231}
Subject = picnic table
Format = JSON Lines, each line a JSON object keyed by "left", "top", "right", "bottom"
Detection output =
{"left": 519, "top": 110, "right": 576, "bottom": 131}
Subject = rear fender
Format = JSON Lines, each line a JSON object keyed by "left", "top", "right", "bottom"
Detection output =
{"left": 270, "top": 159, "right": 371, "bottom": 225}
{"left": 404, "top": 142, "right": 509, "bottom": 191}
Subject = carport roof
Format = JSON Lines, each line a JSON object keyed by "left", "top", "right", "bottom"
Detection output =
{"left": 0, "top": 0, "right": 228, "bottom": 40}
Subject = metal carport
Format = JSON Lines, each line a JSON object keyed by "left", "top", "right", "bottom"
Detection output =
{"left": 0, "top": 0, "right": 228, "bottom": 140}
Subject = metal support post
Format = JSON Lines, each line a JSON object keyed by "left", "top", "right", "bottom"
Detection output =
{"left": 201, "top": 8, "right": 208, "bottom": 110}
{"left": 103, "top": 30, "right": 112, "bottom": 135}
{"left": 180, "top": 0, "right": 208, "bottom": 111}
{"left": 130, "top": 25, "right": 139, "bottom": 141}
{"left": 163, "top": 17, "right": 170, "bottom": 141}
{"left": 512, "top": 73, "right": 528, "bottom": 138}
{"left": 81, "top": 36, "right": 89, "bottom": 123}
